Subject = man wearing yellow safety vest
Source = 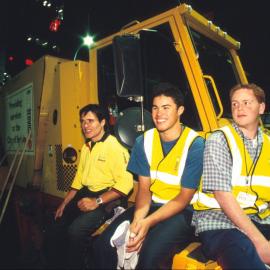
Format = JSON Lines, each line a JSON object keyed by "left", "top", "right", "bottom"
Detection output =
{"left": 93, "top": 82, "right": 205, "bottom": 269}
{"left": 193, "top": 83, "right": 270, "bottom": 269}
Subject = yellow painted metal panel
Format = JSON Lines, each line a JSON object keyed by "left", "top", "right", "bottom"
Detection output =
{"left": 89, "top": 50, "right": 99, "bottom": 103}
{"left": 92, "top": 4, "right": 239, "bottom": 51}
{"left": 230, "top": 49, "right": 248, "bottom": 83}
{"left": 172, "top": 12, "right": 218, "bottom": 131}
{"left": 173, "top": 242, "right": 222, "bottom": 270}
{"left": 1, "top": 56, "right": 68, "bottom": 190}
{"left": 181, "top": 4, "right": 240, "bottom": 50}
{"left": 43, "top": 59, "right": 90, "bottom": 198}
{"left": 42, "top": 61, "right": 64, "bottom": 198}
{"left": 59, "top": 60, "right": 90, "bottom": 152}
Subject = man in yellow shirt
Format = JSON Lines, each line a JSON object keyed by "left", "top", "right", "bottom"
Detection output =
{"left": 44, "top": 104, "right": 133, "bottom": 269}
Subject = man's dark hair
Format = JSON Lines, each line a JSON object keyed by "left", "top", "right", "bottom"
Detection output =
{"left": 79, "top": 104, "right": 109, "bottom": 131}
{"left": 152, "top": 82, "right": 185, "bottom": 108}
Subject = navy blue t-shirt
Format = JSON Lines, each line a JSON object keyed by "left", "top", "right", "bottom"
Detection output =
{"left": 127, "top": 131, "right": 205, "bottom": 189}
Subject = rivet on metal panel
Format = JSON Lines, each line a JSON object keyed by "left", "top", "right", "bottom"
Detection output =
{"left": 187, "top": 5, "right": 192, "bottom": 13}
{"left": 174, "top": 42, "right": 183, "bottom": 53}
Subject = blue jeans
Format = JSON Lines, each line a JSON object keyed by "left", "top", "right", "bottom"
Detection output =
{"left": 93, "top": 204, "right": 197, "bottom": 269}
{"left": 199, "top": 221, "right": 270, "bottom": 270}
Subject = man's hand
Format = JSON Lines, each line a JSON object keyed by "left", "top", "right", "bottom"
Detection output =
{"left": 77, "top": 197, "right": 98, "bottom": 212}
{"left": 214, "top": 191, "right": 270, "bottom": 265}
{"left": 54, "top": 189, "right": 77, "bottom": 220}
{"left": 55, "top": 202, "right": 66, "bottom": 220}
{"left": 253, "top": 238, "right": 270, "bottom": 264}
{"left": 126, "top": 219, "right": 151, "bottom": 253}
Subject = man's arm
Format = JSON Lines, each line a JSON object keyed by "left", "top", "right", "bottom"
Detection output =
{"left": 215, "top": 191, "right": 270, "bottom": 264}
{"left": 107, "top": 142, "right": 134, "bottom": 196}
{"left": 127, "top": 175, "right": 152, "bottom": 252}
{"left": 144, "top": 187, "right": 195, "bottom": 227}
{"left": 55, "top": 188, "right": 78, "bottom": 219}
{"left": 77, "top": 189, "right": 122, "bottom": 212}
{"left": 133, "top": 176, "right": 152, "bottom": 223}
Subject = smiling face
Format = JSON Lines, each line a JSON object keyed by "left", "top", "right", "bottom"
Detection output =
{"left": 152, "top": 95, "right": 184, "bottom": 141}
{"left": 231, "top": 88, "right": 265, "bottom": 132}
{"left": 80, "top": 111, "right": 105, "bottom": 142}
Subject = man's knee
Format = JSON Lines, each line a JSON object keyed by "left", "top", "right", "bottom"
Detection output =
{"left": 138, "top": 249, "right": 169, "bottom": 269}
{"left": 90, "top": 234, "right": 117, "bottom": 269}
{"left": 137, "top": 241, "right": 173, "bottom": 269}
{"left": 67, "top": 222, "right": 82, "bottom": 240}
{"left": 218, "top": 242, "right": 265, "bottom": 269}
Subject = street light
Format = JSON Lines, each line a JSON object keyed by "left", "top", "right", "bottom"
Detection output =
{"left": 73, "top": 34, "right": 94, "bottom": 61}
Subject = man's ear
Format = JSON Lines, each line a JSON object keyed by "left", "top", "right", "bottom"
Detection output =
{"left": 101, "top": 119, "right": 106, "bottom": 127}
{"left": 178, "top": 106, "right": 184, "bottom": 117}
{"left": 259, "top": 102, "right": 265, "bottom": 115}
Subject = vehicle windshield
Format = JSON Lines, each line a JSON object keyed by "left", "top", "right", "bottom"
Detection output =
{"left": 189, "top": 27, "right": 240, "bottom": 118}
{"left": 97, "top": 22, "right": 202, "bottom": 131}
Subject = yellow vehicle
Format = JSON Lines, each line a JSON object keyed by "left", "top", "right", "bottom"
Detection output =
{"left": 0, "top": 3, "right": 249, "bottom": 268}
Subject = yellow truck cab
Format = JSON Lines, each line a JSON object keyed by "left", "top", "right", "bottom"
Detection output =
{"left": 0, "top": 3, "right": 249, "bottom": 269}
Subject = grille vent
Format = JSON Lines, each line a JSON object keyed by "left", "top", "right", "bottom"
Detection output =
{"left": 55, "top": 144, "right": 77, "bottom": 191}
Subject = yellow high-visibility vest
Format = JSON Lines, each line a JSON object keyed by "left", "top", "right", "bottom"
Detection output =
{"left": 195, "top": 124, "right": 270, "bottom": 219}
{"left": 144, "top": 127, "right": 200, "bottom": 204}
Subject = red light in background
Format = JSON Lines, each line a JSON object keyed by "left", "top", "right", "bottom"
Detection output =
{"left": 25, "top": 59, "right": 33, "bottom": 66}
{"left": 49, "top": 19, "right": 61, "bottom": 32}
{"left": 8, "top": 56, "right": 14, "bottom": 61}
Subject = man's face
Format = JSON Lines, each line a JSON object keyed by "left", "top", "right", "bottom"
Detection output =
{"left": 152, "top": 95, "right": 184, "bottom": 133}
{"left": 80, "top": 111, "right": 105, "bottom": 142}
{"left": 231, "top": 88, "right": 265, "bottom": 129}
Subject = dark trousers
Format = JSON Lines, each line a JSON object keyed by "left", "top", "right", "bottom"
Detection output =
{"left": 93, "top": 205, "right": 196, "bottom": 269}
{"left": 199, "top": 221, "right": 270, "bottom": 270}
{"left": 44, "top": 187, "right": 108, "bottom": 269}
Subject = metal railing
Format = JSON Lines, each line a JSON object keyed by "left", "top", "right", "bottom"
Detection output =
{"left": 0, "top": 131, "right": 32, "bottom": 225}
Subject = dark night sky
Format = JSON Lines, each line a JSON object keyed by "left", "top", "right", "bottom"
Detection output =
{"left": 1, "top": 0, "right": 269, "bottom": 107}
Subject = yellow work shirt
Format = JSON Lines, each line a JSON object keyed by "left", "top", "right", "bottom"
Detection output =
{"left": 71, "top": 134, "right": 133, "bottom": 195}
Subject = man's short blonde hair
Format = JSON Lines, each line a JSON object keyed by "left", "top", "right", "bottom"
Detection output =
{"left": 229, "top": 83, "right": 265, "bottom": 103}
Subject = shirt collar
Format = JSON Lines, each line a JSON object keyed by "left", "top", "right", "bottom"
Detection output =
{"left": 85, "top": 131, "right": 110, "bottom": 149}
{"left": 232, "top": 121, "right": 263, "bottom": 145}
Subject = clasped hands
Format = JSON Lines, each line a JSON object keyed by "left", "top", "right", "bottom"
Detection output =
{"left": 126, "top": 219, "right": 151, "bottom": 253}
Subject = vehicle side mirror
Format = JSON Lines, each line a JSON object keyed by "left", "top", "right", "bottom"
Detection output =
{"left": 112, "top": 35, "right": 144, "bottom": 97}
